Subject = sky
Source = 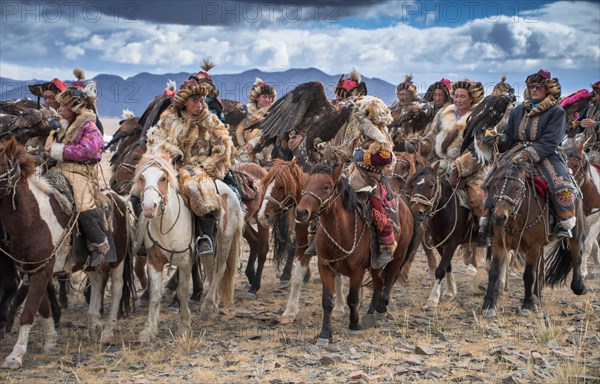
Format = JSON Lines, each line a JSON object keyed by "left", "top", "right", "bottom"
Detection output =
{"left": 1, "top": 0, "right": 599, "bottom": 95}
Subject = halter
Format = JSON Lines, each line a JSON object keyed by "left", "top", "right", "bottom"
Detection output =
{"left": 409, "top": 174, "right": 443, "bottom": 218}
{"left": 139, "top": 159, "right": 171, "bottom": 209}
{"left": 0, "top": 151, "right": 22, "bottom": 209}
{"left": 301, "top": 187, "right": 340, "bottom": 215}
{"left": 494, "top": 175, "right": 526, "bottom": 217}
{"left": 117, "top": 160, "right": 137, "bottom": 175}
{"left": 264, "top": 194, "right": 297, "bottom": 213}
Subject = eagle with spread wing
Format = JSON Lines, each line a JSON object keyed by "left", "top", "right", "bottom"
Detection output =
{"left": 249, "top": 81, "right": 355, "bottom": 161}
{"left": 461, "top": 76, "right": 516, "bottom": 164}
{"left": 0, "top": 99, "right": 60, "bottom": 143}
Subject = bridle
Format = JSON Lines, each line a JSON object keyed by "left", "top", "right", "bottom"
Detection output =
{"left": 264, "top": 193, "right": 297, "bottom": 214}
{"left": 0, "top": 149, "right": 22, "bottom": 207}
{"left": 301, "top": 185, "right": 340, "bottom": 215}
{"left": 494, "top": 174, "right": 526, "bottom": 218}
{"left": 409, "top": 174, "right": 443, "bottom": 218}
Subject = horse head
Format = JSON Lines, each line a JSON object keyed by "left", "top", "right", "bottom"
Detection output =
{"left": 0, "top": 137, "right": 35, "bottom": 196}
{"left": 486, "top": 161, "right": 529, "bottom": 228}
{"left": 295, "top": 164, "right": 345, "bottom": 224}
{"left": 405, "top": 161, "right": 442, "bottom": 218}
{"left": 110, "top": 139, "right": 146, "bottom": 194}
{"left": 564, "top": 138, "right": 589, "bottom": 184}
{"left": 131, "top": 153, "right": 177, "bottom": 218}
{"left": 258, "top": 159, "right": 304, "bottom": 225}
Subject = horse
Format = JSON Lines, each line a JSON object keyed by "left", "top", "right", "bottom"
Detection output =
{"left": 295, "top": 164, "right": 419, "bottom": 343}
{"left": 481, "top": 160, "right": 587, "bottom": 317}
{"left": 132, "top": 153, "right": 243, "bottom": 342}
{"left": 258, "top": 160, "right": 345, "bottom": 324}
{"left": 404, "top": 163, "right": 480, "bottom": 310}
{"left": 388, "top": 151, "right": 438, "bottom": 279}
{"left": 564, "top": 139, "right": 600, "bottom": 279}
{"left": 0, "top": 137, "right": 134, "bottom": 369}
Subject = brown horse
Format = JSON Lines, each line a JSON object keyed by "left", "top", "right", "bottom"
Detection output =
{"left": 481, "top": 160, "right": 587, "bottom": 317}
{"left": 258, "top": 159, "right": 346, "bottom": 324}
{"left": 0, "top": 137, "right": 134, "bottom": 369}
{"left": 388, "top": 151, "right": 438, "bottom": 280}
{"left": 405, "top": 163, "right": 480, "bottom": 310}
{"left": 295, "top": 164, "right": 418, "bottom": 343}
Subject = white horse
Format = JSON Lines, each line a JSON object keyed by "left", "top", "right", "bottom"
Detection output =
{"left": 133, "top": 153, "right": 243, "bottom": 342}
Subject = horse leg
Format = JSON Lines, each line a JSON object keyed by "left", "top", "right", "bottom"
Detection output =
{"left": 424, "top": 243, "right": 457, "bottom": 310}
{"left": 56, "top": 272, "right": 70, "bottom": 309}
{"left": 347, "top": 272, "right": 364, "bottom": 331}
{"left": 422, "top": 233, "right": 438, "bottom": 279}
{"left": 316, "top": 264, "right": 336, "bottom": 345}
{"left": 278, "top": 243, "right": 295, "bottom": 288}
{"left": 136, "top": 255, "right": 149, "bottom": 305}
{"left": 3, "top": 269, "right": 52, "bottom": 369}
{"left": 199, "top": 250, "right": 219, "bottom": 321}
{"left": 47, "top": 282, "right": 61, "bottom": 329}
{"left": 482, "top": 246, "right": 508, "bottom": 318}
{"left": 86, "top": 270, "right": 104, "bottom": 339}
{"left": 443, "top": 262, "right": 457, "bottom": 300}
{"left": 332, "top": 273, "right": 346, "bottom": 318}
{"left": 38, "top": 292, "right": 59, "bottom": 355}
{"left": 278, "top": 256, "right": 310, "bottom": 324}
{"left": 568, "top": 238, "right": 587, "bottom": 296}
{"left": 190, "top": 261, "right": 203, "bottom": 302}
{"left": 139, "top": 249, "right": 164, "bottom": 343}
{"left": 363, "top": 272, "right": 384, "bottom": 329}
{"left": 465, "top": 244, "right": 479, "bottom": 276}
{"left": 244, "top": 226, "right": 258, "bottom": 286}
{"left": 521, "top": 247, "right": 543, "bottom": 315}
{"left": 592, "top": 238, "right": 600, "bottom": 277}
{"left": 100, "top": 262, "right": 125, "bottom": 344}
{"left": 0, "top": 260, "right": 18, "bottom": 339}
{"left": 175, "top": 259, "right": 192, "bottom": 337}
{"left": 247, "top": 223, "right": 269, "bottom": 299}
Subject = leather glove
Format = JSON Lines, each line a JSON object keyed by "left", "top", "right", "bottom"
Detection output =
{"left": 352, "top": 149, "right": 365, "bottom": 162}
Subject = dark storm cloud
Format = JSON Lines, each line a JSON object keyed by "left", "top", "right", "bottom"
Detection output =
{"left": 8, "top": 0, "right": 388, "bottom": 26}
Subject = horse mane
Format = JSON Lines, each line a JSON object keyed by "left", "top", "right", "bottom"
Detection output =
{"left": 0, "top": 138, "right": 36, "bottom": 179}
{"left": 310, "top": 164, "right": 358, "bottom": 212}
{"left": 261, "top": 159, "right": 304, "bottom": 197}
{"left": 110, "top": 138, "right": 146, "bottom": 168}
{"left": 131, "top": 153, "right": 179, "bottom": 197}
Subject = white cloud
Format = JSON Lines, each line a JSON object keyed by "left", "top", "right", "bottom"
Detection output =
{"left": 62, "top": 45, "right": 85, "bottom": 60}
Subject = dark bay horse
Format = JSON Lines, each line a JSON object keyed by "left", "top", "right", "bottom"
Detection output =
{"left": 405, "top": 163, "right": 480, "bottom": 310}
{"left": 0, "top": 137, "right": 134, "bottom": 369}
{"left": 481, "top": 161, "right": 587, "bottom": 317}
{"left": 258, "top": 160, "right": 346, "bottom": 324}
{"left": 295, "top": 165, "right": 419, "bottom": 343}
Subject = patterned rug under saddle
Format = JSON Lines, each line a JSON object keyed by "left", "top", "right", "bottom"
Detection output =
{"left": 231, "top": 169, "right": 260, "bottom": 201}
{"left": 44, "top": 171, "right": 117, "bottom": 265}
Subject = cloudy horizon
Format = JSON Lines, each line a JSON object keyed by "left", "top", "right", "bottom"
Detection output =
{"left": 1, "top": 0, "right": 599, "bottom": 95}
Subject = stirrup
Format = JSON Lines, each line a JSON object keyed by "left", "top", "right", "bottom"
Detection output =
{"left": 554, "top": 227, "right": 572, "bottom": 240}
{"left": 196, "top": 235, "right": 214, "bottom": 256}
{"left": 304, "top": 241, "right": 317, "bottom": 256}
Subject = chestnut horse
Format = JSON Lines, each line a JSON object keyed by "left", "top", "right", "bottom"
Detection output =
{"left": 405, "top": 163, "right": 480, "bottom": 310}
{"left": 0, "top": 137, "right": 134, "bottom": 369}
{"left": 258, "top": 160, "right": 345, "bottom": 324}
{"left": 481, "top": 160, "right": 587, "bottom": 317}
{"left": 295, "top": 165, "right": 419, "bottom": 343}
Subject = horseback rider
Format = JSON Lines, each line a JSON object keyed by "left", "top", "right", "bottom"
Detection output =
{"left": 478, "top": 70, "right": 577, "bottom": 244}
{"left": 423, "top": 78, "right": 452, "bottom": 115}
{"left": 189, "top": 59, "right": 225, "bottom": 123}
{"left": 577, "top": 81, "right": 600, "bottom": 162}
{"left": 347, "top": 96, "right": 396, "bottom": 264}
{"left": 235, "top": 77, "right": 277, "bottom": 163}
{"left": 70, "top": 68, "right": 104, "bottom": 135}
{"left": 390, "top": 74, "right": 421, "bottom": 110}
{"left": 413, "top": 80, "right": 488, "bottom": 242}
{"left": 146, "top": 79, "right": 235, "bottom": 256}
{"left": 45, "top": 82, "right": 112, "bottom": 268}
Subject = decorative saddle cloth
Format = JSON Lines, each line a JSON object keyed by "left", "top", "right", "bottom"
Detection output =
{"left": 231, "top": 169, "right": 260, "bottom": 201}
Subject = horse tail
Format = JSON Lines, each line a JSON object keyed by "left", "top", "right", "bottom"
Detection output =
{"left": 271, "top": 213, "right": 290, "bottom": 270}
{"left": 397, "top": 205, "right": 422, "bottom": 283}
{"left": 119, "top": 218, "right": 137, "bottom": 317}
{"left": 545, "top": 240, "right": 573, "bottom": 287}
{"left": 218, "top": 209, "right": 244, "bottom": 305}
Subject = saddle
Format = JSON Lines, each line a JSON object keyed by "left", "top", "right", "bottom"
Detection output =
{"left": 230, "top": 169, "right": 260, "bottom": 201}
{"left": 43, "top": 171, "right": 117, "bottom": 265}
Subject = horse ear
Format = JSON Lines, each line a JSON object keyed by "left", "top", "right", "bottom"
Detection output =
{"left": 577, "top": 137, "right": 585, "bottom": 155}
{"left": 5, "top": 136, "right": 18, "bottom": 158}
{"left": 332, "top": 163, "right": 344, "bottom": 182}
{"left": 431, "top": 160, "right": 441, "bottom": 174}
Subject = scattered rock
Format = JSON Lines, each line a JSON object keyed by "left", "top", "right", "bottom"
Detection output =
{"left": 415, "top": 345, "right": 436, "bottom": 356}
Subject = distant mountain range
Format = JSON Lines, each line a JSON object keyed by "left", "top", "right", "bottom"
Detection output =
{"left": 0, "top": 68, "right": 397, "bottom": 118}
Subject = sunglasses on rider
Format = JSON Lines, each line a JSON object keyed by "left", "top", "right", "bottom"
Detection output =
{"left": 527, "top": 83, "right": 545, "bottom": 90}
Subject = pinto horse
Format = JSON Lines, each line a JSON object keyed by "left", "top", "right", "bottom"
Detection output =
{"left": 132, "top": 154, "right": 243, "bottom": 342}
{"left": 258, "top": 159, "right": 346, "bottom": 324}
{"left": 481, "top": 160, "right": 587, "bottom": 317}
{"left": 405, "top": 163, "right": 480, "bottom": 310}
{"left": 0, "top": 137, "right": 134, "bottom": 369}
{"left": 563, "top": 139, "right": 600, "bottom": 279}
{"left": 295, "top": 165, "right": 418, "bottom": 343}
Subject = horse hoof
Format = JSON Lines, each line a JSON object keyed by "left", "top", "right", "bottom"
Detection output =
{"left": 423, "top": 300, "right": 438, "bottom": 311}
{"left": 164, "top": 306, "right": 179, "bottom": 314}
{"left": 138, "top": 331, "right": 153, "bottom": 344}
{"left": 199, "top": 311, "right": 216, "bottom": 321}
{"left": 275, "top": 315, "right": 295, "bottom": 325}
{"left": 482, "top": 308, "right": 496, "bottom": 318}
{"left": 277, "top": 280, "right": 291, "bottom": 290}
{"left": 245, "top": 292, "right": 257, "bottom": 300}
{"left": 442, "top": 293, "right": 455, "bottom": 300}
{"left": 100, "top": 333, "right": 114, "bottom": 345}
{"left": 316, "top": 338, "right": 330, "bottom": 346}
{"left": 44, "top": 344, "right": 60, "bottom": 355}
{"left": 362, "top": 314, "right": 376, "bottom": 328}
{"left": 331, "top": 309, "right": 345, "bottom": 318}
{"left": 466, "top": 264, "right": 477, "bottom": 276}
{"left": 518, "top": 308, "right": 532, "bottom": 316}
{"left": 2, "top": 358, "right": 21, "bottom": 370}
